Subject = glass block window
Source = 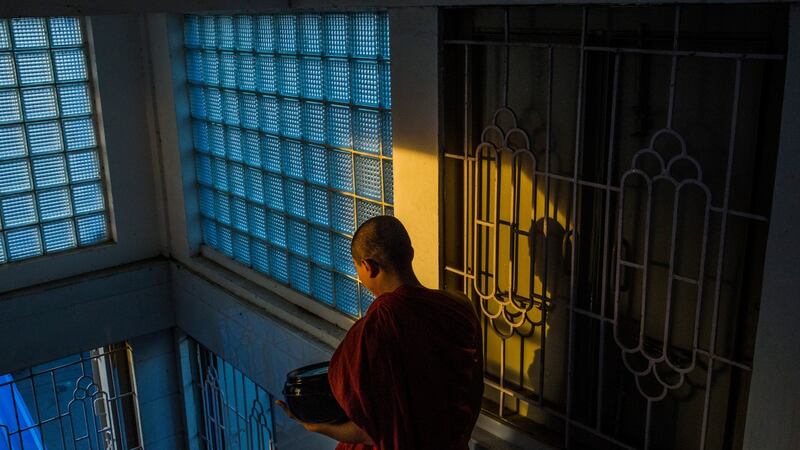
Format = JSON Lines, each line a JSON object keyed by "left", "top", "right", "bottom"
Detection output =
{"left": 0, "top": 17, "right": 109, "bottom": 265}
{"left": 184, "top": 13, "right": 391, "bottom": 318}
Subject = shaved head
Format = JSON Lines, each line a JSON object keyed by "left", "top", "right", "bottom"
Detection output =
{"left": 351, "top": 216, "right": 413, "bottom": 272}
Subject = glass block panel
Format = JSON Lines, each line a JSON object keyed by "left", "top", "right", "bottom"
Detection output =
{"left": 1, "top": 193, "right": 37, "bottom": 228}
{"left": 282, "top": 140, "right": 304, "bottom": 179}
{"left": 0, "top": 21, "right": 10, "bottom": 51}
{"left": 270, "top": 247, "right": 289, "bottom": 283}
{"left": 202, "top": 218, "right": 218, "bottom": 247}
{"left": 248, "top": 203, "right": 266, "bottom": 239}
{"left": 379, "top": 62, "right": 392, "bottom": 109}
{"left": 72, "top": 182, "right": 105, "bottom": 214}
{"left": 237, "top": 53, "right": 256, "bottom": 91}
{"left": 306, "top": 186, "right": 329, "bottom": 227}
{"left": 352, "top": 13, "right": 378, "bottom": 58}
{"left": 304, "top": 144, "right": 327, "bottom": 186}
{"left": 215, "top": 191, "right": 231, "bottom": 225}
{"left": 7, "top": 226, "right": 42, "bottom": 261}
{"left": 245, "top": 167, "right": 264, "bottom": 204}
{"left": 188, "top": 86, "right": 206, "bottom": 119}
{"left": 262, "top": 135, "right": 281, "bottom": 173}
{"left": 276, "top": 16, "right": 297, "bottom": 54}
{"left": 256, "top": 55, "right": 276, "bottom": 94}
{"left": 360, "top": 284, "right": 377, "bottom": 311}
{"left": 287, "top": 219, "right": 308, "bottom": 257}
{"left": 329, "top": 150, "right": 353, "bottom": 193}
{"left": 280, "top": 98, "right": 301, "bottom": 139}
{"left": 229, "top": 162, "right": 246, "bottom": 197}
{"left": 332, "top": 233, "right": 355, "bottom": 276}
{"left": 57, "top": 83, "right": 92, "bottom": 117}
{"left": 219, "top": 52, "right": 237, "bottom": 88}
{"left": 290, "top": 256, "right": 311, "bottom": 294}
{"left": 353, "top": 108, "right": 380, "bottom": 154}
{"left": 218, "top": 224, "right": 233, "bottom": 256}
{"left": 356, "top": 198, "right": 382, "bottom": 227}
{"left": 264, "top": 174, "right": 284, "bottom": 211}
{"left": 258, "top": 94, "right": 279, "bottom": 134}
{"left": 75, "top": 213, "right": 106, "bottom": 245}
{"left": 20, "top": 86, "right": 61, "bottom": 120}
{"left": 53, "top": 48, "right": 88, "bottom": 83}
{"left": 233, "top": 231, "right": 250, "bottom": 265}
{"left": 42, "top": 219, "right": 76, "bottom": 253}
{"left": 0, "top": 89, "right": 22, "bottom": 123}
{"left": 326, "top": 105, "right": 351, "bottom": 148}
{"left": 217, "top": 16, "right": 235, "bottom": 50}
{"left": 0, "top": 159, "right": 31, "bottom": 194}
{"left": 31, "top": 154, "right": 68, "bottom": 188}
{"left": 378, "top": 13, "right": 390, "bottom": 59}
{"left": 299, "top": 15, "right": 322, "bottom": 55}
{"left": 382, "top": 111, "right": 392, "bottom": 156}
{"left": 335, "top": 274, "right": 359, "bottom": 316}
{"left": 185, "top": 49, "right": 203, "bottom": 84}
{"left": 196, "top": 154, "right": 212, "bottom": 186}
{"left": 48, "top": 17, "right": 83, "bottom": 47}
{"left": 352, "top": 60, "right": 379, "bottom": 107}
{"left": 0, "top": 234, "right": 5, "bottom": 264}
{"left": 277, "top": 56, "right": 299, "bottom": 97}
{"left": 255, "top": 16, "right": 275, "bottom": 53}
{"left": 324, "top": 59, "right": 350, "bottom": 103}
{"left": 222, "top": 89, "right": 239, "bottom": 126}
{"left": 212, "top": 157, "right": 229, "bottom": 192}
{"left": 284, "top": 179, "right": 305, "bottom": 218}
{"left": 198, "top": 186, "right": 215, "bottom": 218}
{"left": 11, "top": 18, "right": 48, "bottom": 49}
{"left": 62, "top": 117, "right": 96, "bottom": 150}
{"left": 16, "top": 51, "right": 53, "bottom": 86}
{"left": 194, "top": 121, "right": 209, "bottom": 153}
{"left": 323, "top": 15, "right": 349, "bottom": 57}
{"left": 200, "top": 16, "right": 216, "bottom": 49}
{"left": 299, "top": 57, "right": 323, "bottom": 100}
{"left": 243, "top": 130, "right": 260, "bottom": 166}
{"left": 27, "top": 121, "right": 62, "bottom": 155}
{"left": 354, "top": 155, "right": 382, "bottom": 200}
{"left": 235, "top": 16, "right": 254, "bottom": 52}
{"left": 184, "top": 16, "right": 201, "bottom": 48}
{"left": 383, "top": 159, "right": 393, "bottom": 203}
{"left": 251, "top": 239, "right": 269, "bottom": 274}
{"left": 0, "top": 54, "right": 16, "bottom": 87}
{"left": 302, "top": 102, "right": 325, "bottom": 144}
{"left": 37, "top": 187, "right": 71, "bottom": 220}
{"left": 330, "top": 192, "right": 354, "bottom": 235}
{"left": 231, "top": 197, "right": 248, "bottom": 232}
{"left": 309, "top": 226, "right": 331, "bottom": 267}
{"left": 208, "top": 123, "right": 225, "bottom": 157}
{"left": 227, "top": 127, "right": 242, "bottom": 163}
{"left": 266, "top": 211, "right": 286, "bottom": 248}
{"left": 312, "top": 265, "right": 334, "bottom": 305}
{"left": 0, "top": 124, "right": 26, "bottom": 160}
{"left": 202, "top": 51, "right": 219, "bottom": 86}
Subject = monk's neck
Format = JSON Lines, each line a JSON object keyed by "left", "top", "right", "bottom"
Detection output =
{"left": 373, "top": 270, "right": 422, "bottom": 296}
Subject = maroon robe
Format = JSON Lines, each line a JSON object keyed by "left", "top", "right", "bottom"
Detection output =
{"left": 328, "top": 284, "right": 484, "bottom": 450}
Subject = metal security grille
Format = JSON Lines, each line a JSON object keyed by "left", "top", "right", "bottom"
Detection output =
{"left": 182, "top": 339, "right": 276, "bottom": 450}
{"left": 441, "top": 5, "right": 787, "bottom": 449}
{"left": 183, "top": 13, "right": 392, "bottom": 318}
{"left": 0, "top": 345, "right": 143, "bottom": 449}
{"left": 0, "top": 17, "right": 110, "bottom": 265}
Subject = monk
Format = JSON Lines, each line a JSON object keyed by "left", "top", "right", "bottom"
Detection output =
{"left": 277, "top": 216, "right": 484, "bottom": 449}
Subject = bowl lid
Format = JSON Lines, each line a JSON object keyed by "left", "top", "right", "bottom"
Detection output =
{"left": 285, "top": 361, "right": 331, "bottom": 385}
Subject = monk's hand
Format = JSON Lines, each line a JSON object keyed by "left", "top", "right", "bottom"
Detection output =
{"left": 274, "top": 400, "right": 321, "bottom": 433}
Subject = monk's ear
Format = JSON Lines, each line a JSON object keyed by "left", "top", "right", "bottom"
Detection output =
{"left": 364, "top": 258, "right": 380, "bottom": 278}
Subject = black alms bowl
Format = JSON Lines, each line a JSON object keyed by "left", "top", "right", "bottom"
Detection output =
{"left": 283, "top": 362, "right": 348, "bottom": 424}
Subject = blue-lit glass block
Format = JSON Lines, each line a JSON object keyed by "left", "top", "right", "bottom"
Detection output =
{"left": 215, "top": 191, "right": 231, "bottom": 225}
{"left": 304, "top": 144, "right": 327, "bottom": 186}
{"left": 0, "top": 89, "right": 22, "bottom": 124}
{"left": 205, "top": 87, "right": 223, "bottom": 122}
{"left": 280, "top": 98, "right": 301, "bottom": 139}
{"left": 266, "top": 211, "right": 286, "bottom": 248}
{"left": 62, "top": 117, "right": 95, "bottom": 150}
{"left": 188, "top": 86, "right": 206, "bottom": 119}
{"left": 256, "top": 55, "right": 276, "bottom": 94}
{"left": 287, "top": 219, "right": 308, "bottom": 257}
{"left": 67, "top": 150, "right": 100, "bottom": 183}
{"left": 0, "top": 54, "right": 16, "bottom": 87}
{"left": 7, "top": 226, "right": 42, "bottom": 261}
{"left": 53, "top": 48, "right": 88, "bottom": 83}
{"left": 332, "top": 233, "right": 355, "bottom": 276}
{"left": 382, "top": 112, "right": 392, "bottom": 156}
{"left": 27, "top": 121, "right": 62, "bottom": 155}
{"left": 329, "top": 150, "right": 353, "bottom": 193}
{"left": 312, "top": 266, "right": 334, "bottom": 305}
{"left": 262, "top": 135, "right": 281, "bottom": 173}
{"left": 306, "top": 186, "right": 329, "bottom": 227}
{"left": 243, "top": 130, "right": 260, "bottom": 166}
{"left": 378, "top": 13, "right": 390, "bottom": 59}
{"left": 356, "top": 199, "right": 382, "bottom": 227}
{"left": 16, "top": 51, "right": 53, "bottom": 86}
{"left": 248, "top": 203, "right": 266, "bottom": 238}
{"left": 284, "top": 179, "right": 305, "bottom": 218}
{"left": 0, "top": 159, "right": 32, "bottom": 194}
{"left": 237, "top": 53, "right": 256, "bottom": 91}
{"left": 309, "top": 226, "right": 331, "bottom": 266}
{"left": 251, "top": 239, "right": 269, "bottom": 274}
{"left": 379, "top": 62, "right": 391, "bottom": 109}
{"left": 282, "top": 140, "right": 303, "bottom": 179}
{"left": 235, "top": 16, "right": 254, "bottom": 51}
{"left": 72, "top": 182, "right": 105, "bottom": 214}
{"left": 299, "top": 57, "right": 323, "bottom": 100}
{"left": 323, "top": 15, "right": 349, "bottom": 57}
{"left": 255, "top": 16, "right": 275, "bottom": 53}
{"left": 57, "top": 83, "right": 92, "bottom": 117}
{"left": 258, "top": 94, "right": 279, "bottom": 134}
{"left": 219, "top": 52, "right": 237, "bottom": 88}
{"left": 233, "top": 232, "right": 250, "bottom": 265}
{"left": 276, "top": 16, "right": 297, "bottom": 54}
{"left": 353, "top": 108, "right": 380, "bottom": 154}
{"left": 352, "top": 61, "right": 379, "bottom": 107}
{"left": 1, "top": 193, "right": 37, "bottom": 228}
{"left": 302, "top": 102, "right": 325, "bottom": 144}
{"left": 217, "top": 16, "right": 235, "bottom": 50}
{"left": 11, "top": 18, "right": 47, "bottom": 49}
{"left": 222, "top": 89, "right": 239, "bottom": 126}
{"left": 184, "top": 16, "right": 201, "bottom": 48}
{"left": 0, "top": 234, "right": 5, "bottom": 263}
{"left": 193, "top": 121, "right": 209, "bottom": 153}
{"left": 208, "top": 123, "right": 225, "bottom": 157}
{"left": 331, "top": 192, "right": 354, "bottom": 235}
{"left": 37, "top": 187, "right": 71, "bottom": 220}
{"left": 229, "top": 163, "right": 246, "bottom": 197}
{"left": 48, "top": 17, "right": 82, "bottom": 47}
{"left": 354, "top": 155, "right": 382, "bottom": 200}
{"left": 198, "top": 186, "right": 215, "bottom": 218}
{"left": 31, "top": 154, "right": 67, "bottom": 188}
{"left": 202, "top": 218, "right": 218, "bottom": 247}
{"left": 264, "top": 174, "right": 284, "bottom": 211}
{"left": 231, "top": 197, "right": 248, "bottom": 232}
{"left": 218, "top": 225, "right": 233, "bottom": 256}
{"left": 245, "top": 167, "right": 264, "bottom": 204}
{"left": 360, "top": 284, "right": 377, "bottom": 312}
{"left": 277, "top": 56, "right": 299, "bottom": 97}
{"left": 352, "top": 13, "right": 378, "bottom": 58}
{"left": 0, "top": 125, "right": 26, "bottom": 160}
{"left": 185, "top": 50, "right": 203, "bottom": 84}
{"left": 200, "top": 16, "right": 216, "bottom": 49}
{"left": 383, "top": 160, "right": 393, "bottom": 204}
{"left": 75, "top": 213, "right": 107, "bottom": 245}
{"left": 326, "top": 106, "right": 351, "bottom": 149}
{"left": 290, "top": 256, "right": 311, "bottom": 294}
{"left": 202, "top": 50, "right": 219, "bottom": 86}
{"left": 42, "top": 219, "right": 76, "bottom": 253}
{"left": 0, "top": 21, "right": 9, "bottom": 51}
{"left": 212, "top": 157, "right": 229, "bottom": 192}
{"left": 324, "top": 59, "right": 349, "bottom": 103}
{"left": 299, "top": 15, "right": 322, "bottom": 55}
{"left": 227, "top": 126, "right": 243, "bottom": 161}
{"left": 271, "top": 247, "right": 289, "bottom": 283}
{"left": 335, "top": 274, "right": 358, "bottom": 316}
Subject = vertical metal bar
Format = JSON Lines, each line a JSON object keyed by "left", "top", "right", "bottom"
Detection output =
{"left": 538, "top": 45, "right": 554, "bottom": 405}
{"left": 463, "top": 44, "right": 470, "bottom": 292}
{"left": 666, "top": 6, "right": 681, "bottom": 129}
{"left": 699, "top": 57, "right": 742, "bottom": 450}
{"left": 565, "top": 7, "right": 588, "bottom": 448}
{"left": 503, "top": 8, "right": 510, "bottom": 107}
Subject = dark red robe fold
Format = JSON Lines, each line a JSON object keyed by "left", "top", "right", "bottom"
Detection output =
{"left": 328, "top": 284, "right": 484, "bottom": 450}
